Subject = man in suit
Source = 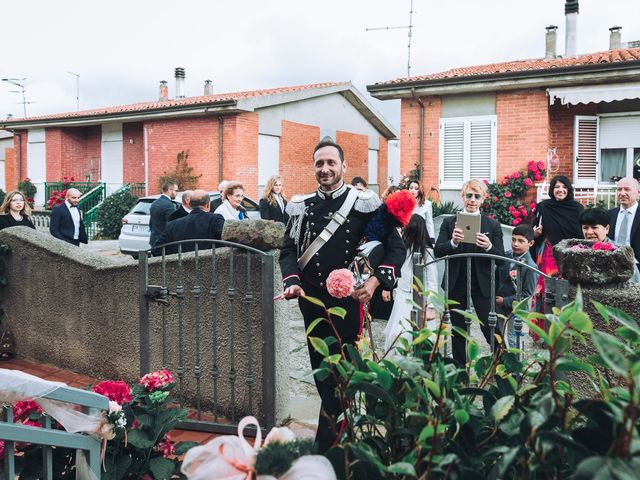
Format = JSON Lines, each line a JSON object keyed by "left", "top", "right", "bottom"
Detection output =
{"left": 49, "top": 188, "right": 88, "bottom": 246}
{"left": 155, "top": 190, "right": 224, "bottom": 254}
{"left": 168, "top": 190, "right": 193, "bottom": 222}
{"left": 609, "top": 177, "right": 640, "bottom": 271}
{"left": 435, "top": 179, "right": 504, "bottom": 363}
{"left": 149, "top": 180, "right": 177, "bottom": 247}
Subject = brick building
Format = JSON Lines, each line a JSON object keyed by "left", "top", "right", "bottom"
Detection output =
{"left": 368, "top": 6, "right": 640, "bottom": 204}
{"left": 1, "top": 80, "right": 396, "bottom": 206}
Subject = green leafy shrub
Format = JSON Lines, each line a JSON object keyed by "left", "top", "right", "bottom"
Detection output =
{"left": 0, "top": 189, "right": 6, "bottom": 206}
{"left": 17, "top": 178, "right": 36, "bottom": 208}
{"left": 432, "top": 201, "right": 461, "bottom": 217}
{"left": 305, "top": 286, "right": 640, "bottom": 479}
{"left": 96, "top": 190, "right": 138, "bottom": 239}
{"left": 158, "top": 150, "right": 202, "bottom": 191}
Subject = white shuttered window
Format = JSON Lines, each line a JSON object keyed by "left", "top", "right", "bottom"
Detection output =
{"left": 439, "top": 115, "right": 496, "bottom": 189}
{"left": 573, "top": 115, "right": 599, "bottom": 185}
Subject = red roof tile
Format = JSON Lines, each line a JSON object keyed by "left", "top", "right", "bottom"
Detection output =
{"left": 375, "top": 48, "right": 640, "bottom": 86}
{"left": 6, "top": 82, "right": 348, "bottom": 123}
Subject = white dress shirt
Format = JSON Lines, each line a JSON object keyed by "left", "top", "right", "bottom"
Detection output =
{"left": 616, "top": 202, "right": 638, "bottom": 245}
{"left": 65, "top": 200, "right": 81, "bottom": 240}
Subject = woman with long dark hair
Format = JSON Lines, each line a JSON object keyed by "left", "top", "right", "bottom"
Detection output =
{"left": 383, "top": 214, "right": 438, "bottom": 351}
{"left": 532, "top": 175, "right": 583, "bottom": 329}
{"left": 407, "top": 179, "right": 435, "bottom": 241}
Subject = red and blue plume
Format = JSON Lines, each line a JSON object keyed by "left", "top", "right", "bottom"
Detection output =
{"left": 363, "top": 190, "right": 416, "bottom": 242}
{"left": 385, "top": 190, "right": 415, "bottom": 227}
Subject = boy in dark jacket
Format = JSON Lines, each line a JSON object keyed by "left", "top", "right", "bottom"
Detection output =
{"left": 496, "top": 224, "right": 538, "bottom": 347}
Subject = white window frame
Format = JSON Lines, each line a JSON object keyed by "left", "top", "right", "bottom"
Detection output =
{"left": 574, "top": 112, "right": 640, "bottom": 186}
{"left": 438, "top": 115, "right": 497, "bottom": 190}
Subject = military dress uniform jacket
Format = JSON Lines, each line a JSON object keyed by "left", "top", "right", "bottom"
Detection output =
{"left": 279, "top": 184, "right": 406, "bottom": 296}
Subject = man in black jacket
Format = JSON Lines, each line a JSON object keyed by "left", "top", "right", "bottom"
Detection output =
{"left": 155, "top": 190, "right": 224, "bottom": 254}
{"left": 50, "top": 188, "right": 88, "bottom": 246}
{"left": 435, "top": 179, "right": 504, "bottom": 363}
{"left": 149, "top": 180, "right": 177, "bottom": 247}
{"left": 168, "top": 190, "right": 192, "bottom": 222}
{"left": 277, "top": 138, "right": 405, "bottom": 452}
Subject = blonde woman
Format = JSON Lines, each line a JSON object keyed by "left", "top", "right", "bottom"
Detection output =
{"left": 407, "top": 179, "right": 435, "bottom": 241}
{"left": 0, "top": 191, "right": 36, "bottom": 230}
{"left": 259, "top": 175, "right": 288, "bottom": 224}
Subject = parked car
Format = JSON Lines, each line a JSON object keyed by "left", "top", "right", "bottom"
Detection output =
{"left": 118, "top": 192, "right": 260, "bottom": 257}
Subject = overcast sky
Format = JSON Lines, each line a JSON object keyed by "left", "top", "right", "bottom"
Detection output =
{"left": 2, "top": 0, "right": 639, "bottom": 129}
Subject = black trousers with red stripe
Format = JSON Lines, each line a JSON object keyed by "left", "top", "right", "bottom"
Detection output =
{"left": 298, "top": 287, "right": 362, "bottom": 453}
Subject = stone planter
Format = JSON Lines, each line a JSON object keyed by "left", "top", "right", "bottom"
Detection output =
{"left": 553, "top": 239, "right": 635, "bottom": 285}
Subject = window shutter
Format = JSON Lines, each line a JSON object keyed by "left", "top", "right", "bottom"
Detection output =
{"left": 469, "top": 120, "right": 492, "bottom": 180}
{"left": 442, "top": 121, "right": 464, "bottom": 182}
{"left": 574, "top": 116, "right": 598, "bottom": 182}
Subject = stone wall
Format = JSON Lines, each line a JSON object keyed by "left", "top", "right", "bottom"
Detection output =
{"left": 0, "top": 227, "right": 289, "bottom": 424}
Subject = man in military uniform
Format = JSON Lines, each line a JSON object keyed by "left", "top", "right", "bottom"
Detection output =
{"left": 277, "top": 138, "right": 405, "bottom": 452}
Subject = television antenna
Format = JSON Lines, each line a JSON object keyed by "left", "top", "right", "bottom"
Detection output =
{"left": 366, "top": 0, "right": 415, "bottom": 77}
{"left": 1, "top": 78, "right": 30, "bottom": 117}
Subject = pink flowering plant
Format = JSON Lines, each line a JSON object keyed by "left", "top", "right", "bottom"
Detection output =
{"left": 481, "top": 160, "right": 546, "bottom": 225}
{"left": 0, "top": 370, "right": 197, "bottom": 479}
{"left": 46, "top": 175, "right": 77, "bottom": 209}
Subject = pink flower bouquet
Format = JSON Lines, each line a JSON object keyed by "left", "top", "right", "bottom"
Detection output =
{"left": 326, "top": 269, "right": 356, "bottom": 299}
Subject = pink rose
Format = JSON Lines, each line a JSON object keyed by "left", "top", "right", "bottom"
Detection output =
{"left": 504, "top": 191, "right": 512, "bottom": 198}
{"left": 483, "top": 179, "right": 489, "bottom": 184}
{"left": 529, "top": 201, "right": 537, "bottom": 209}
{"left": 511, "top": 172, "right": 520, "bottom": 180}
{"left": 534, "top": 173, "right": 543, "bottom": 181}
{"left": 326, "top": 269, "right": 355, "bottom": 299}
{"left": 528, "top": 162, "right": 538, "bottom": 172}
{"left": 524, "top": 178, "right": 533, "bottom": 187}
{"left": 508, "top": 205, "right": 516, "bottom": 213}
{"left": 537, "top": 161, "right": 546, "bottom": 170}
{"left": 512, "top": 210, "right": 521, "bottom": 218}
{"left": 493, "top": 196, "right": 499, "bottom": 202}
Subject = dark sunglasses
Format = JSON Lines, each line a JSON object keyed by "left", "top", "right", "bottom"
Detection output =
{"left": 464, "top": 193, "right": 483, "bottom": 200}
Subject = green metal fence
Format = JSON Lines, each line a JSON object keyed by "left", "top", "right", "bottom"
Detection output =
{"left": 83, "top": 183, "right": 145, "bottom": 239}
{"left": 0, "top": 383, "right": 108, "bottom": 479}
{"left": 43, "top": 181, "right": 103, "bottom": 205}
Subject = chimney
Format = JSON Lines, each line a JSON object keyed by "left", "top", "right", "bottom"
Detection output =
{"left": 204, "top": 79, "right": 213, "bottom": 96}
{"left": 565, "top": 0, "right": 579, "bottom": 57}
{"left": 174, "top": 67, "right": 186, "bottom": 99}
{"left": 159, "top": 80, "right": 168, "bottom": 101}
{"left": 545, "top": 25, "right": 558, "bottom": 59}
{"left": 610, "top": 25, "right": 622, "bottom": 50}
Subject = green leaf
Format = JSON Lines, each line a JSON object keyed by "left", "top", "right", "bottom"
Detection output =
{"left": 327, "top": 306, "right": 347, "bottom": 319}
{"left": 367, "top": 361, "right": 393, "bottom": 390}
{"left": 326, "top": 354, "right": 342, "bottom": 364}
{"left": 467, "top": 340, "right": 480, "bottom": 361}
{"left": 568, "top": 311, "right": 592, "bottom": 332}
{"left": 592, "top": 330, "right": 629, "bottom": 376}
{"left": 423, "top": 378, "right": 441, "bottom": 397}
{"left": 491, "top": 395, "right": 515, "bottom": 423}
{"left": 149, "top": 456, "right": 175, "bottom": 480}
{"left": 556, "top": 358, "right": 595, "bottom": 377}
{"left": 524, "top": 318, "right": 551, "bottom": 345}
{"left": 309, "top": 337, "right": 329, "bottom": 357}
{"left": 454, "top": 409, "right": 470, "bottom": 425}
{"left": 175, "top": 441, "right": 199, "bottom": 455}
{"left": 126, "top": 428, "right": 155, "bottom": 449}
{"left": 305, "top": 317, "right": 325, "bottom": 336}
{"left": 451, "top": 308, "right": 481, "bottom": 324}
{"left": 302, "top": 295, "right": 325, "bottom": 308}
{"left": 386, "top": 462, "right": 417, "bottom": 475}
{"left": 349, "top": 381, "right": 395, "bottom": 404}
{"left": 413, "top": 331, "right": 433, "bottom": 345}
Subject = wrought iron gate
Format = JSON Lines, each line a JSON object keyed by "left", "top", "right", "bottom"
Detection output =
{"left": 138, "top": 239, "right": 276, "bottom": 434}
{"left": 412, "top": 252, "right": 570, "bottom": 356}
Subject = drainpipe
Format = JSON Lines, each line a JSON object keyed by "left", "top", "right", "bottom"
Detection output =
{"left": 410, "top": 88, "right": 424, "bottom": 180}
{"left": 143, "top": 126, "right": 149, "bottom": 196}
{"left": 4, "top": 128, "right": 22, "bottom": 187}
{"left": 218, "top": 116, "right": 224, "bottom": 184}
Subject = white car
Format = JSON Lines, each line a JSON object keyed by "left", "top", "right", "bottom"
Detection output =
{"left": 118, "top": 192, "right": 260, "bottom": 258}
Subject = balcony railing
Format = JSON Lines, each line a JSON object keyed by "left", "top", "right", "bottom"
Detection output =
{"left": 43, "top": 182, "right": 102, "bottom": 205}
{"left": 0, "top": 378, "right": 108, "bottom": 479}
{"left": 536, "top": 182, "right": 618, "bottom": 208}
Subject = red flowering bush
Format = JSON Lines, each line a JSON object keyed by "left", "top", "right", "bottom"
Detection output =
{"left": 17, "top": 178, "right": 37, "bottom": 208}
{"left": 92, "top": 380, "right": 133, "bottom": 404}
{"left": 46, "top": 175, "right": 76, "bottom": 209}
{"left": 13, "top": 399, "right": 43, "bottom": 423}
{"left": 482, "top": 161, "right": 546, "bottom": 225}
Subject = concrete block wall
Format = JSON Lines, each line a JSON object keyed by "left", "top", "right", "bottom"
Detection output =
{"left": 0, "top": 227, "right": 289, "bottom": 424}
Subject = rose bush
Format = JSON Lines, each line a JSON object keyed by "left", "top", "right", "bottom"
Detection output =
{"left": 482, "top": 160, "right": 546, "bottom": 225}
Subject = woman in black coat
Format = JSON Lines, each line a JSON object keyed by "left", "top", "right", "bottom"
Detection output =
{"left": 259, "top": 175, "right": 289, "bottom": 224}
{"left": 0, "top": 191, "right": 36, "bottom": 230}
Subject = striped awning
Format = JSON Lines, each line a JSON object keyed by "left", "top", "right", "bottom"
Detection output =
{"left": 547, "top": 82, "right": 640, "bottom": 105}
